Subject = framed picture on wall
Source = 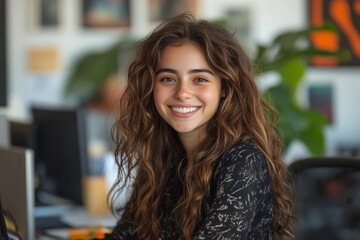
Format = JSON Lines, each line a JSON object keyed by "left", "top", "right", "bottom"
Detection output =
{"left": 82, "top": 0, "right": 130, "bottom": 28}
{"left": 223, "top": 7, "right": 251, "bottom": 52}
{"left": 149, "top": 0, "right": 198, "bottom": 22}
{"left": 308, "top": 84, "right": 334, "bottom": 124}
{"left": 29, "top": 0, "right": 62, "bottom": 30}
{"left": 308, "top": 0, "right": 360, "bottom": 66}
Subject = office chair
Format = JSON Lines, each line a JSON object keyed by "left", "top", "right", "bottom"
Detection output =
{"left": 287, "top": 157, "right": 360, "bottom": 240}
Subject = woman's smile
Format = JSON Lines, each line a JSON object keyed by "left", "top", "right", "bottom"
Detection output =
{"left": 170, "top": 106, "right": 199, "bottom": 114}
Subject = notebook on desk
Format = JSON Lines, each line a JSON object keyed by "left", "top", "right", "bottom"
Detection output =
{"left": 0, "top": 146, "right": 34, "bottom": 239}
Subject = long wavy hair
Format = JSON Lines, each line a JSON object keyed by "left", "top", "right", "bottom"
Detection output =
{"left": 110, "top": 13, "right": 293, "bottom": 240}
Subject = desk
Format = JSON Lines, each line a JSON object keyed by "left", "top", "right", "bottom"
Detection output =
{"left": 35, "top": 205, "right": 116, "bottom": 239}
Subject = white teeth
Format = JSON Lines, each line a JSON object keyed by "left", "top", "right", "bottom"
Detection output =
{"left": 171, "top": 107, "right": 198, "bottom": 113}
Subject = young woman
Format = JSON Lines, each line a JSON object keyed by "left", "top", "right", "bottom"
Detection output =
{"left": 108, "top": 13, "right": 293, "bottom": 240}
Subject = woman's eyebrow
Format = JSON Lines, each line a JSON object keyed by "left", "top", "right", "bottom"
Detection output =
{"left": 156, "top": 68, "right": 215, "bottom": 76}
{"left": 188, "top": 68, "right": 215, "bottom": 76}
{"left": 156, "top": 68, "right": 177, "bottom": 75}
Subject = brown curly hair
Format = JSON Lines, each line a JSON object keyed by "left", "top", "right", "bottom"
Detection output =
{"left": 110, "top": 12, "right": 293, "bottom": 240}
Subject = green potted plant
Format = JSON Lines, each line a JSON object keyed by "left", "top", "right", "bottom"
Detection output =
{"left": 63, "top": 36, "right": 137, "bottom": 106}
{"left": 253, "top": 22, "right": 349, "bottom": 156}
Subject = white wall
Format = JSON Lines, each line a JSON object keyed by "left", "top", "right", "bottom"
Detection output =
{"left": 2, "top": 0, "right": 360, "bottom": 155}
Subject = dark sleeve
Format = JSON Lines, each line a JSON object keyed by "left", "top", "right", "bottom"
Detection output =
{"left": 193, "top": 143, "right": 274, "bottom": 240}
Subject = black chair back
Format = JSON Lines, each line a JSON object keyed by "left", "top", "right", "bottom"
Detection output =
{"left": 288, "top": 157, "right": 360, "bottom": 240}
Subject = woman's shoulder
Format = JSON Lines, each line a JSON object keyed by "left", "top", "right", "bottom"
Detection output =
{"left": 222, "top": 141, "right": 265, "bottom": 162}
{"left": 215, "top": 141, "right": 269, "bottom": 176}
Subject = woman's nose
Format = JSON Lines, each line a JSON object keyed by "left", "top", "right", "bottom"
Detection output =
{"left": 175, "top": 81, "right": 192, "bottom": 100}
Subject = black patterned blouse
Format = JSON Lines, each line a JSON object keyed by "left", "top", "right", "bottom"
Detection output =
{"left": 108, "top": 141, "right": 275, "bottom": 240}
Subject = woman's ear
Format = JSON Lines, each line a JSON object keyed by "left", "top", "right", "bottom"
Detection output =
{"left": 221, "top": 89, "right": 226, "bottom": 98}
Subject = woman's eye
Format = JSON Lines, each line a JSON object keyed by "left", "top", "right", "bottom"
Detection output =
{"left": 160, "top": 77, "right": 175, "bottom": 83}
{"left": 194, "top": 77, "right": 208, "bottom": 83}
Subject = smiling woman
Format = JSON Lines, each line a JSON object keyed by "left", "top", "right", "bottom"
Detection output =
{"left": 107, "top": 13, "right": 294, "bottom": 240}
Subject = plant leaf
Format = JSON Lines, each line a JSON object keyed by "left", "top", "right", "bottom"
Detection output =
{"left": 264, "top": 85, "right": 326, "bottom": 155}
{"left": 275, "top": 58, "right": 306, "bottom": 95}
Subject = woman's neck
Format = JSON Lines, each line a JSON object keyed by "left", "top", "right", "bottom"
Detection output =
{"left": 179, "top": 130, "right": 206, "bottom": 160}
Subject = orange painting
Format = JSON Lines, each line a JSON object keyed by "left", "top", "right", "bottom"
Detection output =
{"left": 309, "top": 0, "right": 360, "bottom": 66}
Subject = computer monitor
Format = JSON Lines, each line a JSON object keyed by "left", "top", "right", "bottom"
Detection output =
{"left": 31, "top": 106, "right": 89, "bottom": 205}
{"left": 0, "top": 146, "right": 34, "bottom": 240}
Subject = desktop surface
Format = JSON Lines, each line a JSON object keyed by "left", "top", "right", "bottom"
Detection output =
{"left": 35, "top": 205, "right": 116, "bottom": 239}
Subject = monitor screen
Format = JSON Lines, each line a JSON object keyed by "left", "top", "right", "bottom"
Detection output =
{"left": 31, "top": 106, "right": 88, "bottom": 205}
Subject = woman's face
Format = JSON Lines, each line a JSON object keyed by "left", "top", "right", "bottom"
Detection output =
{"left": 153, "top": 42, "right": 222, "bottom": 139}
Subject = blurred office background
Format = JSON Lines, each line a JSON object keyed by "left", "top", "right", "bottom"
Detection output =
{"left": 1, "top": 1, "right": 360, "bottom": 238}
{"left": 1, "top": 0, "right": 360, "bottom": 160}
